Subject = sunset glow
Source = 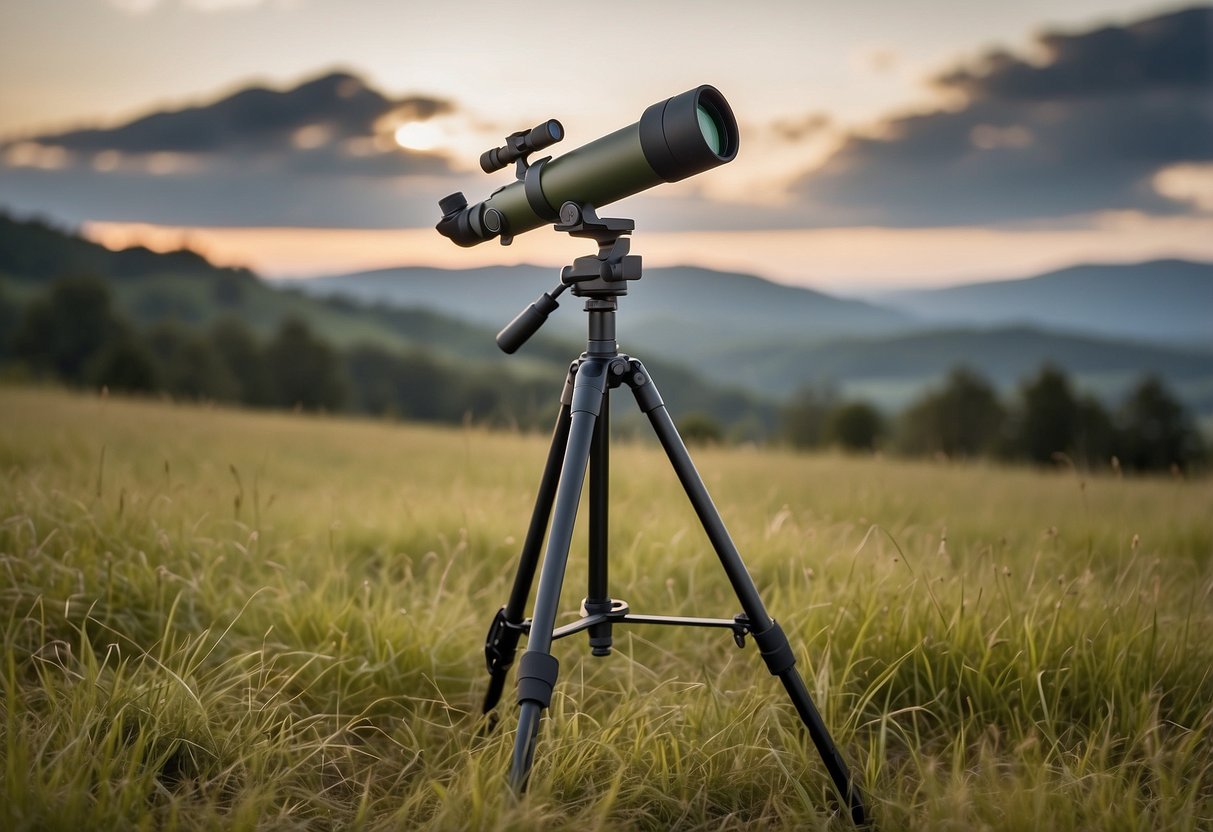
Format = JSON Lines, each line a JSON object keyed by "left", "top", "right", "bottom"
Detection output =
{"left": 394, "top": 121, "right": 444, "bottom": 152}
{"left": 83, "top": 214, "right": 1213, "bottom": 289}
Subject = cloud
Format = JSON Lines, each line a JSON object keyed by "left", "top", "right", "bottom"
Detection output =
{"left": 27, "top": 71, "right": 453, "bottom": 175}
{"left": 108, "top": 0, "right": 160, "bottom": 13}
{"left": 107, "top": 0, "right": 300, "bottom": 14}
{"left": 788, "top": 6, "right": 1213, "bottom": 227}
{"left": 0, "top": 70, "right": 463, "bottom": 228}
{"left": 771, "top": 113, "right": 832, "bottom": 142}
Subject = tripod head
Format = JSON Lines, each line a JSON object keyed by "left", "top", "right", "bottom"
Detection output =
{"left": 495, "top": 202, "right": 641, "bottom": 354}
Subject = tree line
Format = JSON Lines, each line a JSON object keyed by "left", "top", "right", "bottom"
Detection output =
{"left": 0, "top": 274, "right": 554, "bottom": 428}
{"left": 1, "top": 273, "right": 1206, "bottom": 473}
{"left": 781, "top": 366, "right": 1206, "bottom": 472}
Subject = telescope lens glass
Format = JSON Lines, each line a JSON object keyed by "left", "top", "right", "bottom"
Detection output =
{"left": 697, "top": 102, "right": 725, "bottom": 155}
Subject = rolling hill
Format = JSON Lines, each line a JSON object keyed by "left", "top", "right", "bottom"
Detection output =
{"left": 881, "top": 259, "right": 1213, "bottom": 347}
{"left": 4, "top": 214, "right": 1210, "bottom": 420}
{"left": 702, "top": 325, "right": 1213, "bottom": 413}
{"left": 284, "top": 259, "right": 1213, "bottom": 416}
{"left": 278, "top": 264, "right": 917, "bottom": 354}
{"left": 0, "top": 214, "right": 775, "bottom": 432}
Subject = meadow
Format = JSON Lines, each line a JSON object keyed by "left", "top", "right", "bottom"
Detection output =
{"left": 2, "top": 385, "right": 1210, "bottom": 830}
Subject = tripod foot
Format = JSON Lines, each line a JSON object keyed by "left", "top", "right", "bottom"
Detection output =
{"left": 777, "top": 667, "right": 869, "bottom": 827}
{"left": 509, "top": 701, "right": 543, "bottom": 792}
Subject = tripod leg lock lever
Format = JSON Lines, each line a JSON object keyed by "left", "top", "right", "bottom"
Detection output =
{"left": 517, "top": 651, "right": 560, "bottom": 709}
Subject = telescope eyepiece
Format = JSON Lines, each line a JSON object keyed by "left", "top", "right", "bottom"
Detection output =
{"left": 439, "top": 192, "right": 468, "bottom": 216}
{"left": 480, "top": 119, "right": 565, "bottom": 174}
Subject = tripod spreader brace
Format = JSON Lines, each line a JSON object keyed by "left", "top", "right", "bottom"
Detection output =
{"left": 486, "top": 605, "right": 761, "bottom": 677}
{"left": 495, "top": 203, "right": 641, "bottom": 355}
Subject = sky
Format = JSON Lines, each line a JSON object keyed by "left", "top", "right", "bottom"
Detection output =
{"left": 1, "top": 0, "right": 1211, "bottom": 291}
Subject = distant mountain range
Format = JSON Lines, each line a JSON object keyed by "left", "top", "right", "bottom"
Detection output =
{"left": 278, "top": 264, "right": 915, "bottom": 353}
{"left": 284, "top": 259, "right": 1213, "bottom": 415}
{"left": 879, "top": 260, "right": 1213, "bottom": 348}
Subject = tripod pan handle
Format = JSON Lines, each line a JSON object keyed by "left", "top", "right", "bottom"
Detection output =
{"left": 497, "top": 290, "right": 561, "bottom": 354}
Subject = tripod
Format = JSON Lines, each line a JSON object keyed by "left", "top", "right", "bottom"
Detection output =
{"left": 480, "top": 203, "right": 867, "bottom": 827}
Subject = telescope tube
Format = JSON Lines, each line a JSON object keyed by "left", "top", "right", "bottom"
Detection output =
{"left": 437, "top": 85, "right": 738, "bottom": 247}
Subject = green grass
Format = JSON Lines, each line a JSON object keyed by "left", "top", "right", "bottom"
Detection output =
{"left": 2, "top": 385, "right": 1210, "bottom": 830}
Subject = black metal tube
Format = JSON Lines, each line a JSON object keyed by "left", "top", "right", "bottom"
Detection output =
{"left": 586, "top": 399, "right": 612, "bottom": 656}
{"left": 509, "top": 701, "right": 543, "bottom": 791}
{"left": 778, "top": 671, "right": 869, "bottom": 826}
{"left": 505, "top": 403, "right": 572, "bottom": 619}
{"left": 644, "top": 402, "right": 771, "bottom": 625}
{"left": 524, "top": 396, "right": 602, "bottom": 655}
{"left": 484, "top": 401, "right": 573, "bottom": 716}
{"left": 509, "top": 364, "right": 607, "bottom": 790}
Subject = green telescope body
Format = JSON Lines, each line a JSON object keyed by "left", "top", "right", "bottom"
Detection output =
{"left": 437, "top": 85, "right": 738, "bottom": 247}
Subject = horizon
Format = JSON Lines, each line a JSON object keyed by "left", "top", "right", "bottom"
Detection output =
{"left": 2, "top": 2, "right": 1211, "bottom": 290}
{"left": 8, "top": 206, "right": 1210, "bottom": 296}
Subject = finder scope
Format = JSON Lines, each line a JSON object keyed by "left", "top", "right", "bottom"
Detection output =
{"left": 437, "top": 85, "right": 738, "bottom": 247}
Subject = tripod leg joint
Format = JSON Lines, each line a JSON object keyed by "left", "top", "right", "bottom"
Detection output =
{"left": 751, "top": 619, "right": 797, "bottom": 676}
{"left": 622, "top": 359, "right": 663, "bottom": 413}
{"left": 516, "top": 650, "right": 560, "bottom": 709}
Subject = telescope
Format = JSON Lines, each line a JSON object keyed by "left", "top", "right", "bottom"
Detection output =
{"left": 436, "top": 85, "right": 738, "bottom": 247}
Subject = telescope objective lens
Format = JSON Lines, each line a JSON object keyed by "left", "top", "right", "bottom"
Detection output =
{"left": 697, "top": 103, "right": 725, "bottom": 156}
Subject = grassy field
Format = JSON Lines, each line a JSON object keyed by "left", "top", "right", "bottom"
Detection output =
{"left": 2, "top": 385, "right": 1210, "bottom": 830}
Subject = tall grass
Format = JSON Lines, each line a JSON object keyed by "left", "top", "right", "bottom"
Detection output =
{"left": 2, "top": 386, "right": 1210, "bottom": 830}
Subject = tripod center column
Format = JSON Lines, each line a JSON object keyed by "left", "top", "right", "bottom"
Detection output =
{"left": 585, "top": 300, "right": 618, "bottom": 357}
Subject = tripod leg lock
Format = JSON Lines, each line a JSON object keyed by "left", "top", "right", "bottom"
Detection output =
{"left": 751, "top": 619, "right": 797, "bottom": 676}
{"left": 517, "top": 651, "right": 560, "bottom": 708}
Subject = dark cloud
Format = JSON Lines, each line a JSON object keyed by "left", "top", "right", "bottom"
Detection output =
{"left": 29, "top": 71, "right": 452, "bottom": 167}
{"left": 790, "top": 6, "right": 1213, "bottom": 227}
{"left": 0, "top": 70, "right": 463, "bottom": 227}
{"left": 935, "top": 7, "right": 1213, "bottom": 99}
{"left": 771, "top": 112, "right": 832, "bottom": 142}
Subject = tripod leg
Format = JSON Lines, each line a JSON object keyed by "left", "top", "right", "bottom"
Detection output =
{"left": 584, "top": 397, "right": 613, "bottom": 656}
{"left": 509, "top": 357, "right": 610, "bottom": 792}
{"left": 626, "top": 361, "right": 868, "bottom": 827}
{"left": 483, "top": 395, "right": 573, "bottom": 716}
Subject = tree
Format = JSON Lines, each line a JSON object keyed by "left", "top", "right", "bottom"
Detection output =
{"left": 898, "top": 367, "right": 1005, "bottom": 458}
{"left": 678, "top": 412, "right": 725, "bottom": 446}
{"left": 89, "top": 327, "right": 158, "bottom": 393}
{"left": 264, "top": 317, "right": 346, "bottom": 411}
{"left": 12, "top": 275, "right": 124, "bottom": 383}
{"left": 0, "top": 287, "right": 19, "bottom": 358}
{"left": 781, "top": 386, "right": 836, "bottom": 449}
{"left": 1073, "top": 394, "right": 1116, "bottom": 468}
{"left": 1015, "top": 365, "right": 1079, "bottom": 464}
{"left": 209, "top": 317, "right": 271, "bottom": 405}
{"left": 1115, "top": 376, "right": 1205, "bottom": 472}
{"left": 825, "top": 401, "right": 884, "bottom": 452}
{"left": 345, "top": 344, "right": 455, "bottom": 420}
{"left": 147, "top": 323, "right": 239, "bottom": 401}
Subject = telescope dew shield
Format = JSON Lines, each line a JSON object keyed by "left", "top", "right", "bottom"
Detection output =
{"left": 437, "top": 85, "right": 738, "bottom": 247}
